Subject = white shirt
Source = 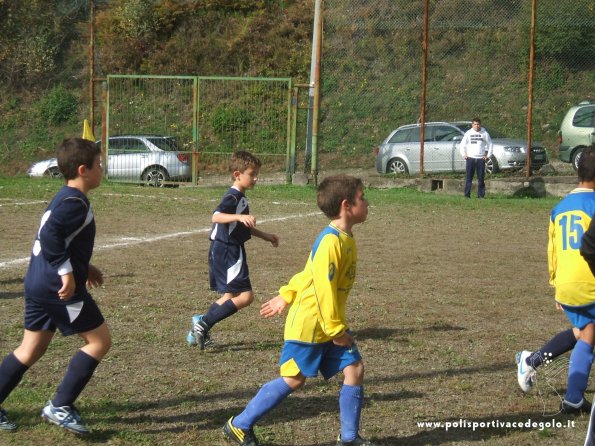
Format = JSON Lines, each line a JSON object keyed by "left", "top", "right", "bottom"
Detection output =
{"left": 459, "top": 127, "right": 493, "bottom": 159}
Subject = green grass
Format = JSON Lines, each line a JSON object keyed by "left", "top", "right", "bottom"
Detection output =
{"left": 0, "top": 174, "right": 580, "bottom": 445}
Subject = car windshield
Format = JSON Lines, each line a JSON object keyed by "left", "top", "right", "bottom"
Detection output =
{"left": 148, "top": 137, "right": 180, "bottom": 151}
{"left": 451, "top": 122, "right": 506, "bottom": 138}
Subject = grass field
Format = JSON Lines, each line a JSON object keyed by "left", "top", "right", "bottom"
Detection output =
{"left": 0, "top": 176, "right": 592, "bottom": 445}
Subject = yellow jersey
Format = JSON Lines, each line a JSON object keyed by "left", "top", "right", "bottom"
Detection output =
{"left": 548, "top": 188, "right": 595, "bottom": 307}
{"left": 279, "top": 223, "right": 357, "bottom": 343}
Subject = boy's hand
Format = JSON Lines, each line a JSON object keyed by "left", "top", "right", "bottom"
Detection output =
{"left": 87, "top": 264, "right": 104, "bottom": 288}
{"left": 58, "top": 272, "right": 76, "bottom": 300}
{"left": 238, "top": 214, "right": 257, "bottom": 228}
{"left": 260, "top": 295, "right": 288, "bottom": 318}
{"left": 267, "top": 233, "right": 280, "bottom": 247}
{"left": 332, "top": 331, "right": 354, "bottom": 347}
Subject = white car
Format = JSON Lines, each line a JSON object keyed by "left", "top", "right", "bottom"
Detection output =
{"left": 29, "top": 135, "right": 191, "bottom": 186}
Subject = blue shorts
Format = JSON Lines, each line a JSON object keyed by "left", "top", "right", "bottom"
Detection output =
{"left": 561, "top": 303, "right": 595, "bottom": 330}
{"left": 278, "top": 339, "right": 362, "bottom": 380}
{"left": 24, "top": 297, "right": 105, "bottom": 336}
{"left": 209, "top": 240, "right": 252, "bottom": 293}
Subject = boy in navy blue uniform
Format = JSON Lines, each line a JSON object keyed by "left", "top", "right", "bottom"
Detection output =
{"left": 0, "top": 138, "right": 111, "bottom": 434}
{"left": 187, "top": 151, "right": 279, "bottom": 349}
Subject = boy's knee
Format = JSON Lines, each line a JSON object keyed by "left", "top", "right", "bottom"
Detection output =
{"left": 14, "top": 346, "right": 46, "bottom": 367}
{"left": 243, "top": 292, "right": 255, "bottom": 305}
{"left": 102, "top": 335, "right": 112, "bottom": 354}
{"left": 232, "top": 291, "right": 254, "bottom": 309}
{"left": 579, "top": 324, "right": 595, "bottom": 347}
{"left": 343, "top": 360, "right": 365, "bottom": 385}
{"left": 283, "top": 374, "right": 306, "bottom": 390}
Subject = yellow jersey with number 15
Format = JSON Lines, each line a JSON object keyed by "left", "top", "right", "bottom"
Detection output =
{"left": 549, "top": 188, "right": 595, "bottom": 307}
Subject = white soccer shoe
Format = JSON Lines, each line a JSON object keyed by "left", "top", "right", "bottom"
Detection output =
{"left": 516, "top": 350, "right": 536, "bottom": 393}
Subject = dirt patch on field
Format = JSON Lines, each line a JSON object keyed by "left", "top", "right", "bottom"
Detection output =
{"left": 0, "top": 180, "right": 589, "bottom": 445}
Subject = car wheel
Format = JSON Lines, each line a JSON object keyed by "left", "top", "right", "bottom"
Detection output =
{"left": 46, "top": 166, "right": 63, "bottom": 179}
{"left": 387, "top": 157, "right": 408, "bottom": 174}
{"left": 572, "top": 148, "right": 584, "bottom": 171}
{"left": 142, "top": 166, "right": 169, "bottom": 187}
{"left": 485, "top": 156, "right": 499, "bottom": 174}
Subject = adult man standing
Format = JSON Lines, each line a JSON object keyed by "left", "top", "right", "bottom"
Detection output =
{"left": 459, "top": 118, "right": 493, "bottom": 198}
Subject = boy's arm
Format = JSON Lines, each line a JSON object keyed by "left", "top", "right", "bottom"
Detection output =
{"left": 547, "top": 218, "right": 557, "bottom": 286}
{"left": 58, "top": 272, "right": 76, "bottom": 300}
{"left": 260, "top": 295, "right": 288, "bottom": 318}
{"left": 311, "top": 235, "right": 348, "bottom": 339}
{"left": 40, "top": 199, "right": 87, "bottom": 270}
{"left": 275, "top": 269, "right": 309, "bottom": 307}
{"left": 332, "top": 331, "right": 354, "bottom": 347}
{"left": 87, "top": 264, "right": 104, "bottom": 288}
{"left": 40, "top": 197, "right": 89, "bottom": 299}
{"left": 212, "top": 211, "right": 256, "bottom": 228}
{"left": 581, "top": 218, "right": 595, "bottom": 277}
{"left": 250, "top": 227, "right": 279, "bottom": 247}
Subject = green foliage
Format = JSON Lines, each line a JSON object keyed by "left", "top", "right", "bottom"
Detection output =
{"left": 535, "top": 0, "right": 595, "bottom": 65}
{"left": 535, "top": 61, "right": 566, "bottom": 93}
{"left": 210, "top": 106, "right": 251, "bottom": 135}
{"left": 0, "top": 0, "right": 594, "bottom": 175}
{"left": 37, "top": 86, "right": 78, "bottom": 126}
{"left": 0, "top": 0, "right": 85, "bottom": 88}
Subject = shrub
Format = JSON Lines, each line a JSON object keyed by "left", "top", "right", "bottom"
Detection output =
{"left": 37, "top": 85, "right": 77, "bottom": 126}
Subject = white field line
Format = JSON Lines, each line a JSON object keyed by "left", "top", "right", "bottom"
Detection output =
{"left": 0, "top": 200, "right": 48, "bottom": 207}
{"left": 0, "top": 211, "right": 322, "bottom": 270}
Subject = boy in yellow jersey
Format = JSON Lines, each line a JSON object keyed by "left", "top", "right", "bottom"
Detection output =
{"left": 534, "top": 145, "right": 595, "bottom": 414}
{"left": 222, "top": 175, "right": 375, "bottom": 446}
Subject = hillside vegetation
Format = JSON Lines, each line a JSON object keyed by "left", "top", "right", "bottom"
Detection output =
{"left": 0, "top": 0, "right": 592, "bottom": 175}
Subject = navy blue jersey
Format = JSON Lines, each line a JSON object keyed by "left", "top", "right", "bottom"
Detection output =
{"left": 209, "top": 187, "right": 252, "bottom": 245}
{"left": 24, "top": 186, "right": 95, "bottom": 304}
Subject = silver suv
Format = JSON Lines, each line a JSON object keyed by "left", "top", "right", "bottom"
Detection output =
{"left": 28, "top": 135, "right": 192, "bottom": 186}
{"left": 558, "top": 101, "right": 595, "bottom": 170}
{"left": 374, "top": 121, "right": 548, "bottom": 175}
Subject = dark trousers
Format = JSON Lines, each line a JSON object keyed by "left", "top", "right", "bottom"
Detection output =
{"left": 464, "top": 157, "right": 486, "bottom": 198}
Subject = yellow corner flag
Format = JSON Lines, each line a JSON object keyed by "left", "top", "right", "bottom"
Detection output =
{"left": 82, "top": 119, "right": 95, "bottom": 141}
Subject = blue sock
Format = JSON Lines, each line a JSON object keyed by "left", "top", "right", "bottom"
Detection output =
{"left": 0, "top": 353, "right": 29, "bottom": 404}
{"left": 339, "top": 384, "right": 364, "bottom": 442}
{"left": 233, "top": 377, "right": 293, "bottom": 430}
{"left": 565, "top": 339, "right": 594, "bottom": 404}
{"left": 202, "top": 300, "right": 238, "bottom": 328}
{"left": 529, "top": 329, "right": 577, "bottom": 368}
{"left": 52, "top": 350, "right": 99, "bottom": 407}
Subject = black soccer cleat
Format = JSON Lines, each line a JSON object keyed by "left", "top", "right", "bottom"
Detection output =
{"left": 560, "top": 398, "right": 592, "bottom": 415}
{"left": 336, "top": 434, "right": 378, "bottom": 446}
{"left": 223, "top": 417, "right": 260, "bottom": 446}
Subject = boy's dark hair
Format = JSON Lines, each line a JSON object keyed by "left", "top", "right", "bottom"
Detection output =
{"left": 578, "top": 143, "right": 595, "bottom": 183}
{"left": 230, "top": 151, "right": 262, "bottom": 177}
{"left": 58, "top": 138, "right": 101, "bottom": 180}
{"left": 472, "top": 117, "right": 481, "bottom": 124}
{"left": 317, "top": 174, "right": 363, "bottom": 219}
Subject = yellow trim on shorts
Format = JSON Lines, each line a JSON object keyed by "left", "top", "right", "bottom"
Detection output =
{"left": 280, "top": 358, "right": 301, "bottom": 377}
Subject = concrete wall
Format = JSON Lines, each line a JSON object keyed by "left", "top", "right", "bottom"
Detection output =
{"left": 365, "top": 175, "right": 576, "bottom": 198}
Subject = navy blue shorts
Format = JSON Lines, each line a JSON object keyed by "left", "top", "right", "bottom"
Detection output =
{"left": 24, "top": 296, "right": 105, "bottom": 336}
{"left": 278, "top": 339, "right": 362, "bottom": 380}
{"left": 208, "top": 240, "right": 252, "bottom": 293}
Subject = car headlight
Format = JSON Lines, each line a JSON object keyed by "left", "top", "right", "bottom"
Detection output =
{"left": 503, "top": 146, "right": 523, "bottom": 153}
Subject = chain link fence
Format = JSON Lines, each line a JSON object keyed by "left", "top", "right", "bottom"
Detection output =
{"left": 320, "top": 0, "right": 594, "bottom": 175}
{"left": 106, "top": 75, "right": 293, "bottom": 185}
